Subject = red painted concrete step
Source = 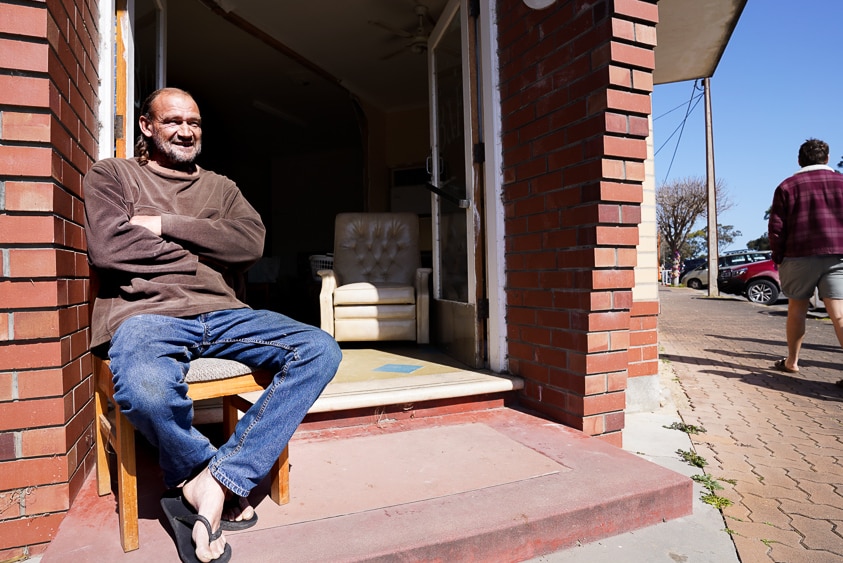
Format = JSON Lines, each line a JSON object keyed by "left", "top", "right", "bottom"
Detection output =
{"left": 42, "top": 407, "right": 692, "bottom": 562}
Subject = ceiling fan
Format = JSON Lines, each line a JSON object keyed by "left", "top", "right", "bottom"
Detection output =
{"left": 369, "top": 2, "right": 437, "bottom": 60}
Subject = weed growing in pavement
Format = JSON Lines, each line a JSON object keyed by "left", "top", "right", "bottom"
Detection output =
{"left": 692, "top": 474, "right": 723, "bottom": 490}
{"left": 677, "top": 448, "right": 707, "bottom": 468}
{"left": 675, "top": 450, "right": 737, "bottom": 509}
{"left": 693, "top": 474, "right": 734, "bottom": 509}
{"left": 760, "top": 538, "right": 781, "bottom": 547}
{"left": 719, "top": 477, "right": 737, "bottom": 485}
{"left": 664, "top": 421, "right": 707, "bottom": 434}
{"left": 701, "top": 492, "right": 733, "bottom": 509}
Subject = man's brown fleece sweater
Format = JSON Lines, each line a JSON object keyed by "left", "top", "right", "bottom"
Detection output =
{"left": 84, "top": 158, "right": 266, "bottom": 349}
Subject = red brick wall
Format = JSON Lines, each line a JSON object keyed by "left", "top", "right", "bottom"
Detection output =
{"left": 629, "top": 299, "right": 658, "bottom": 378}
{"left": 0, "top": 0, "right": 100, "bottom": 557}
{"left": 498, "top": 0, "right": 657, "bottom": 445}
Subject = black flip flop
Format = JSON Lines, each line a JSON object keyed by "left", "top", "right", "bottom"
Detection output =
{"left": 220, "top": 495, "right": 258, "bottom": 531}
{"left": 773, "top": 359, "right": 799, "bottom": 373}
{"left": 160, "top": 492, "right": 232, "bottom": 563}
{"left": 162, "top": 489, "right": 258, "bottom": 532}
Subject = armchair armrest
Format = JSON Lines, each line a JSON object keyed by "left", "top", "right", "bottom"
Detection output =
{"left": 415, "top": 268, "right": 432, "bottom": 344}
{"left": 318, "top": 269, "right": 338, "bottom": 336}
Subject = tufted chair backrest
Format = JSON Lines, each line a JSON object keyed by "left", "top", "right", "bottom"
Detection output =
{"left": 333, "top": 212, "right": 420, "bottom": 285}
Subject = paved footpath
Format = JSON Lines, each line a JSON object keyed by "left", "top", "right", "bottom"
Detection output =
{"left": 659, "top": 286, "right": 843, "bottom": 563}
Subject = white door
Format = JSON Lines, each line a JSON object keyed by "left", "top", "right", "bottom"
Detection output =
{"left": 111, "top": 0, "right": 166, "bottom": 159}
{"left": 428, "top": 0, "right": 486, "bottom": 368}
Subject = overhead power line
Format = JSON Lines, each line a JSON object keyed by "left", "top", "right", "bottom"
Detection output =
{"left": 656, "top": 80, "right": 705, "bottom": 184}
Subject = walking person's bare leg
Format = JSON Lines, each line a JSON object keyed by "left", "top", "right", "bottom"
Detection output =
{"left": 784, "top": 298, "right": 811, "bottom": 371}
{"left": 823, "top": 298, "right": 843, "bottom": 346}
{"left": 822, "top": 297, "right": 843, "bottom": 386}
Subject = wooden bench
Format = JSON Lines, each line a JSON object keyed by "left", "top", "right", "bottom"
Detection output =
{"left": 93, "top": 355, "right": 290, "bottom": 552}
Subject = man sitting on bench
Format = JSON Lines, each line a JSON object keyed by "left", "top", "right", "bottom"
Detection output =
{"left": 84, "top": 87, "right": 341, "bottom": 563}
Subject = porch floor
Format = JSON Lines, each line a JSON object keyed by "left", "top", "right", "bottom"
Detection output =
{"left": 41, "top": 345, "right": 692, "bottom": 562}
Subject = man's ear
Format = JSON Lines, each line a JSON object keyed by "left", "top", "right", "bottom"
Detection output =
{"left": 138, "top": 115, "right": 154, "bottom": 138}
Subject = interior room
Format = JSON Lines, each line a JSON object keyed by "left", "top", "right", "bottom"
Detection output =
{"left": 135, "top": 0, "right": 447, "bottom": 326}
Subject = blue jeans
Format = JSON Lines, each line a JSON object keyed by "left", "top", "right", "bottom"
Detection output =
{"left": 108, "top": 309, "right": 341, "bottom": 497}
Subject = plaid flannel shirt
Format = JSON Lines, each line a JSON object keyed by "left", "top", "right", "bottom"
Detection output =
{"left": 768, "top": 165, "right": 843, "bottom": 264}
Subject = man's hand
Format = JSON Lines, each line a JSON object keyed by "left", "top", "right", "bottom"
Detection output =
{"left": 130, "top": 215, "right": 162, "bottom": 236}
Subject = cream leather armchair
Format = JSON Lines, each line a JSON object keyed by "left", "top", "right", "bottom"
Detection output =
{"left": 319, "top": 212, "right": 431, "bottom": 343}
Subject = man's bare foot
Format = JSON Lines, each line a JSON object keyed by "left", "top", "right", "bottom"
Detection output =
{"left": 223, "top": 494, "right": 255, "bottom": 524}
{"left": 182, "top": 467, "right": 227, "bottom": 562}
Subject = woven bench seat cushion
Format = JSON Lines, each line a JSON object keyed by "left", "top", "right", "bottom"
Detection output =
{"left": 185, "top": 358, "right": 256, "bottom": 383}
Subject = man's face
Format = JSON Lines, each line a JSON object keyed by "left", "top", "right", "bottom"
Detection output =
{"left": 139, "top": 92, "right": 203, "bottom": 168}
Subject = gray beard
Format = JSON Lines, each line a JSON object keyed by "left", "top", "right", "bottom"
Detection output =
{"left": 151, "top": 136, "right": 202, "bottom": 165}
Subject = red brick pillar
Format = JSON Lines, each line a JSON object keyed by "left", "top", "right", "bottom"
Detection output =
{"left": 629, "top": 301, "right": 659, "bottom": 380}
{"left": 0, "top": 1, "right": 99, "bottom": 557}
{"left": 498, "top": 0, "right": 657, "bottom": 445}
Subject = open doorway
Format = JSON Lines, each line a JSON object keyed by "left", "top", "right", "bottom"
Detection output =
{"left": 129, "top": 0, "right": 487, "bottom": 369}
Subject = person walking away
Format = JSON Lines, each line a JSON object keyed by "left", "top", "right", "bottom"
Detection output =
{"left": 768, "top": 138, "right": 843, "bottom": 386}
{"left": 84, "top": 87, "right": 341, "bottom": 562}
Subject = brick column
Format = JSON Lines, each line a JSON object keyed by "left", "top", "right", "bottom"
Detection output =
{"left": 0, "top": 1, "right": 99, "bottom": 558}
{"left": 498, "top": 0, "right": 657, "bottom": 445}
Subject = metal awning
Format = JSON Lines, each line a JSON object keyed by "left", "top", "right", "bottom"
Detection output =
{"left": 654, "top": 0, "right": 748, "bottom": 85}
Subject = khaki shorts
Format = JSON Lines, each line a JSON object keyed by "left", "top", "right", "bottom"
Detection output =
{"left": 778, "top": 255, "right": 843, "bottom": 300}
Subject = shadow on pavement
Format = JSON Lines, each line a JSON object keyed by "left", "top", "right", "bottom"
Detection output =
{"left": 661, "top": 351, "right": 843, "bottom": 403}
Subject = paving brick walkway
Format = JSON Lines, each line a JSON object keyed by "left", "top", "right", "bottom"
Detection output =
{"left": 658, "top": 287, "right": 843, "bottom": 563}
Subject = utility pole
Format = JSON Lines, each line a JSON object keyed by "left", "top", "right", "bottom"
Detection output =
{"left": 704, "top": 77, "right": 719, "bottom": 296}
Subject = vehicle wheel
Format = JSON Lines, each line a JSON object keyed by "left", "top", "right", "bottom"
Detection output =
{"left": 746, "top": 279, "right": 779, "bottom": 305}
{"left": 687, "top": 278, "right": 702, "bottom": 290}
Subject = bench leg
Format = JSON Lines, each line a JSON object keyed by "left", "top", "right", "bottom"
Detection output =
{"left": 271, "top": 445, "right": 290, "bottom": 505}
{"left": 94, "top": 386, "right": 112, "bottom": 497}
{"left": 115, "top": 408, "right": 139, "bottom": 552}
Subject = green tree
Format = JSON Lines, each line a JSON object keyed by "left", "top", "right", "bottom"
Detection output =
{"left": 687, "top": 224, "right": 742, "bottom": 256}
{"left": 747, "top": 234, "right": 770, "bottom": 250}
{"left": 657, "top": 176, "right": 732, "bottom": 263}
{"left": 747, "top": 207, "right": 772, "bottom": 250}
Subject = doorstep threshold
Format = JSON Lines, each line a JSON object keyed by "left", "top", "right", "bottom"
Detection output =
{"left": 240, "top": 371, "right": 523, "bottom": 414}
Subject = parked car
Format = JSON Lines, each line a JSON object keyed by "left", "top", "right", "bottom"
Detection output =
{"left": 718, "top": 259, "right": 781, "bottom": 304}
{"left": 680, "top": 265, "right": 710, "bottom": 289}
{"left": 679, "top": 257, "right": 706, "bottom": 279}
{"left": 680, "top": 250, "right": 771, "bottom": 289}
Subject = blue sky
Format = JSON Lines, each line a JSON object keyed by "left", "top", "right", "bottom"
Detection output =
{"left": 652, "top": 0, "right": 843, "bottom": 251}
